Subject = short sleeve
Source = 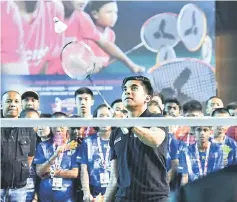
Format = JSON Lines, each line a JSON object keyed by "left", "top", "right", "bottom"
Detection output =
{"left": 78, "top": 12, "right": 101, "bottom": 41}
{"left": 1, "top": 1, "right": 24, "bottom": 63}
{"left": 109, "top": 129, "right": 117, "bottom": 161}
{"left": 29, "top": 128, "right": 37, "bottom": 157}
{"left": 77, "top": 140, "right": 88, "bottom": 165}
{"left": 33, "top": 144, "right": 47, "bottom": 165}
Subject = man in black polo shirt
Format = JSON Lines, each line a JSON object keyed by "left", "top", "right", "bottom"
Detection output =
{"left": 1, "top": 91, "right": 37, "bottom": 202}
{"left": 104, "top": 76, "right": 169, "bottom": 202}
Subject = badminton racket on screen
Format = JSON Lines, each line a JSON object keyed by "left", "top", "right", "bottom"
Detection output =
{"left": 147, "top": 58, "right": 216, "bottom": 104}
{"left": 107, "top": 12, "right": 180, "bottom": 66}
{"left": 60, "top": 41, "right": 129, "bottom": 134}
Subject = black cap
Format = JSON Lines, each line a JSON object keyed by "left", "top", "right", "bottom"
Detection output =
{"left": 21, "top": 91, "right": 39, "bottom": 100}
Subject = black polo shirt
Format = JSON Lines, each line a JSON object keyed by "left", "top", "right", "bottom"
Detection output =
{"left": 110, "top": 109, "right": 169, "bottom": 202}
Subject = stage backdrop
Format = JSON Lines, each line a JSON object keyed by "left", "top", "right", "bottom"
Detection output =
{"left": 1, "top": 1, "right": 216, "bottom": 114}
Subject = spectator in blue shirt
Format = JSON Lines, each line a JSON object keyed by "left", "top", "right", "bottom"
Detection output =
{"left": 77, "top": 104, "right": 112, "bottom": 202}
{"left": 179, "top": 126, "right": 223, "bottom": 184}
{"left": 211, "top": 108, "right": 237, "bottom": 166}
{"left": 33, "top": 112, "right": 79, "bottom": 202}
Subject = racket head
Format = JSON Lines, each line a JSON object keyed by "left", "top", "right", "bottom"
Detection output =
{"left": 148, "top": 58, "right": 216, "bottom": 104}
{"left": 140, "top": 12, "right": 180, "bottom": 53}
{"left": 156, "top": 45, "right": 177, "bottom": 64}
{"left": 177, "top": 3, "right": 207, "bottom": 52}
{"left": 201, "top": 35, "right": 213, "bottom": 64}
{"left": 60, "top": 41, "right": 96, "bottom": 80}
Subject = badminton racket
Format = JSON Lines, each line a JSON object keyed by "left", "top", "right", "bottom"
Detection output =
{"left": 107, "top": 12, "right": 180, "bottom": 66}
{"left": 147, "top": 58, "right": 216, "bottom": 104}
{"left": 61, "top": 41, "right": 129, "bottom": 134}
{"left": 177, "top": 3, "right": 207, "bottom": 52}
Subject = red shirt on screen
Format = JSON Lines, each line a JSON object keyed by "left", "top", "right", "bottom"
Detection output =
{"left": 1, "top": 0, "right": 64, "bottom": 75}
{"left": 47, "top": 10, "right": 115, "bottom": 74}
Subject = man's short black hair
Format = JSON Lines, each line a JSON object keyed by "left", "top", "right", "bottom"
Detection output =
{"left": 20, "top": 108, "right": 40, "bottom": 118}
{"left": 122, "top": 76, "right": 154, "bottom": 96}
{"left": 211, "top": 108, "right": 230, "bottom": 117}
{"left": 52, "top": 112, "right": 68, "bottom": 118}
{"left": 40, "top": 113, "right": 52, "bottom": 118}
{"left": 206, "top": 96, "right": 222, "bottom": 106}
{"left": 93, "top": 104, "right": 108, "bottom": 118}
{"left": 111, "top": 99, "right": 122, "bottom": 108}
{"left": 183, "top": 100, "right": 203, "bottom": 114}
{"left": 227, "top": 102, "right": 237, "bottom": 111}
{"left": 93, "top": 104, "right": 110, "bottom": 131}
{"left": 164, "top": 98, "right": 181, "bottom": 110}
{"left": 153, "top": 92, "right": 164, "bottom": 104}
{"left": 74, "top": 87, "right": 94, "bottom": 99}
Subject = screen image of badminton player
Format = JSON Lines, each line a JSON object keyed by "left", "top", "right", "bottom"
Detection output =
{"left": 48, "top": 0, "right": 145, "bottom": 74}
{"left": 1, "top": 1, "right": 216, "bottom": 115}
{"left": 1, "top": 0, "right": 64, "bottom": 75}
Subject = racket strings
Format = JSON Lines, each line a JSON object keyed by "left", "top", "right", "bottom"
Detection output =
{"left": 61, "top": 41, "right": 96, "bottom": 79}
{"left": 151, "top": 60, "right": 216, "bottom": 102}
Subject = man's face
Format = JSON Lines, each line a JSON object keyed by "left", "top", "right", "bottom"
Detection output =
{"left": 51, "top": 117, "right": 68, "bottom": 144}
{"left": 122, "top": 80, "right": 150, "bottom": 110}
{"left": 152, "top": 96, "right": 164, "bottom": 110}
{"left": 37, "top": 126, "right": 50, "bottom": 138}
{"left": 212, "top": 112, "right": 230, "bottom": 135}
{"left": 194, "top": 126, "right": 211, "bottom": 144}
{"left": 93, "top": 2, "right": 118, "bottom": 28}
{"left": 75, "top": 93, "right": 94, "bottom": 116}
{"left": 206, "top": 98, "right": 224, "bottom": 115}
{"left": 148, "top": 104, "right": 161, "bottom": 114}
{"left": 22, "top": 97, "right": 39, "bottom": 110}
{"left": 112, "top": 102, "right": 124, "bottom": 112}
{"left": 164, "top": 102, "right": 180, "bottom": 117}
{"left": 97, "top": 106, "right": 112, "bottom": 131}
{"left": 2, "top": 92, "right": 22, "bottom": 118}
{"left": 229, "top": 108, "right": 237, "bottom": 117}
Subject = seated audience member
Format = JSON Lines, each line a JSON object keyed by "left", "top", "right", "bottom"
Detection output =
{"left": 226, "top": 102, "right": 237, "bottom": 116}
{"left": 179, "top": 126, "right": 223, "bottom": 184}
{"left": 164, "top": 98, "right": 181, "bottom": 117}
{"left": 33, "top": 112, "right": 78, "bottom": 202}
{"left": 148, "top": 100, "right": 162, "bottom": 114}
{"left": 77, "top": 104, "right": 112, "bottom": 202}
{"left": 205, "top": 96, "right": 224, "bottom": 116}
{"left": 211, "top": 108, "right": 237, "bottom": 166}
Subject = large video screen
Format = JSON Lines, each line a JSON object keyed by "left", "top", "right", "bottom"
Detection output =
{"left": 1, "top": 1, "right": 216, "bottom": 114}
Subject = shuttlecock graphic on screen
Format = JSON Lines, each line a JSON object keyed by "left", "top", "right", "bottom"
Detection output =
{"left": 53, "top": 17, "right": 68, "bottom": 33}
